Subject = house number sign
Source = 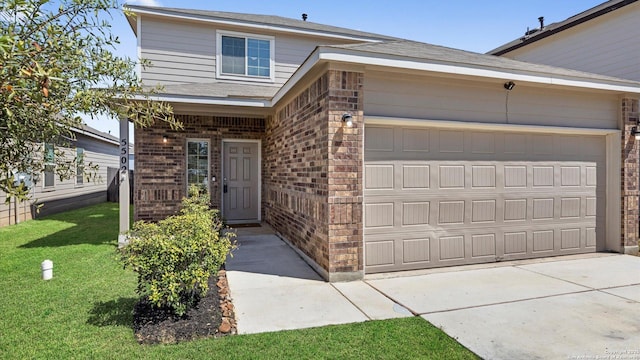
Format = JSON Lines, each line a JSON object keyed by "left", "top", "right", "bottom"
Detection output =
{"left": 119, "top": 119, "right": 129, "bottom": 177}
{"left": 120, "top": 139, "right": 128, "bottom": 172}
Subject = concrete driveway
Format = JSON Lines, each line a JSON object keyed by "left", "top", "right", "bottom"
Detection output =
{"left": 227, "top": 226, "right": 640, "bottom": 359}
{"left": 367, "top": 254, "right": 640, "bottom": 360}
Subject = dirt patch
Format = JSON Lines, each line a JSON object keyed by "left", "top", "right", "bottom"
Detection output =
{"left": 133, "top": 269, "right": 237, "bottom": 344}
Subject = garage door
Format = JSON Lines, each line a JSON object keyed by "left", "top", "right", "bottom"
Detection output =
{"left": 364, "top": 126, "right": 605, "bottom": 273}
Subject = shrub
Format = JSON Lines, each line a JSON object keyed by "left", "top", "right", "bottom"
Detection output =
{"left": 119, "top": 186, "right": 235, "bottom": 316}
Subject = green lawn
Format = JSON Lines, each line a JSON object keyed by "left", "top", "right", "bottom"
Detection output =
{"left": 0, "top": 203, "right": 478, "bottom": 360}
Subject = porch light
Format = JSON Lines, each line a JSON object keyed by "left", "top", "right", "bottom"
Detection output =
{"left": 162, "top": 135, "right": 168, "bottom": 143}
{"left": 632, "top": 126, "right": 640, "bottom": 140}
{"left": 342, "top": 113, "right": 354, "bottom": 127}
{"left": 504, "top": 81, "right": 516, "bottom": 91}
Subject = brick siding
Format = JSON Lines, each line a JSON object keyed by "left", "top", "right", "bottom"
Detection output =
{"left": 134, "top": 115, "right": 264, "bottom": 222}
{"left": 621, "top": 97, "right": 640, "bottom": 252}
{"left": 265, "top": 69, "right": 364, "bottom": 279}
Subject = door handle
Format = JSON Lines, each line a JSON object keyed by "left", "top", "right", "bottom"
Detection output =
{"left": 223, "top": 184, "right": 228, "bottom": 193}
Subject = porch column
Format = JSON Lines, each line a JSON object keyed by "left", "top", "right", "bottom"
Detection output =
{"left": 118, "top": 116, "right": 130, "bottom": 247}
{"left": 621, "top": 97, "right": 640, "bottom": 255}
{"left": 327, "top": 69, "right": 364, "bottom": 281}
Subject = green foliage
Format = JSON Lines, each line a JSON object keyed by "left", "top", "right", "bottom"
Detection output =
{"left": 119, "top": 188, "right": 235, "bottom": 316}
{"left": 0, "top": 0, "right": 181, "bottom": 202}
{"left": 0, "top": 203, "right": 477, "bottom": 359}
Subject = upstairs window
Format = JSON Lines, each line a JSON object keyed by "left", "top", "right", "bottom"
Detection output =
{"left": 217, "top": 31, "right": 274, "bottom": 82}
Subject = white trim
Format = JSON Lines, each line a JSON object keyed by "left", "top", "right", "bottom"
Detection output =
{"left": 128, "top": 7, "right": 386, "bottom": 43}
{"left": 131, "top": 94, "right": 270, "bottom": 108}
{"left": 272, "top": 50, "right": 320, "bottom": 106}
{"left": 42, "top": 143, "right": 55, "bottom": 191}
{"left": 216, "top": 30, "right": 275, "bottom": 83}
{"left": 137, "top": 15, "right": 142, "bottom": 80}
{"left": 186, "top": 138, "right": 211, "bottom": 195}
{"left": 606, "top": 133, "right": 622, "bottom": 252}
{"left": 70, "top": 127, "right": 119, "bottom": 146}
{"left": 365, "top": 116, "right": 620, "bottom": 135}
{"left": 75, "top": 147, "right": 84, "bottom": 187}
{"left": 119, "top": 117, "right": 130, "bottom": 234}
{"left": 272, "top": 47, "right": 640, "bottom": 109}
{"left": 364, "top": 115, "right": 622, "bottom": 262}
{"left": 221, "top": 139, "right": 262, "bottom": 223}
{"left": 318, "top": 49, "right": 640, "bottom": 94}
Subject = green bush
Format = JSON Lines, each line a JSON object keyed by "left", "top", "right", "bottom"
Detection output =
{"left": 119, "top": 186, "right": 235, "bottom": 316}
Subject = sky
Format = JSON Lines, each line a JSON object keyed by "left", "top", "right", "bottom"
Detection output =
{"left": 84, "top": 0, "right": 607, "bottom": 135}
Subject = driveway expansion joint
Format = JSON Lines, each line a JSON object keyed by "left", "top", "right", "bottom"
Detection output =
{"left": 514, "top": 265, "right": 598, "bottom": 291}
{"left": 417, "top": 289, "right": 597, "bottom": 316}
{"left": 330, "top": 283, "right": 372, "bottom": 321}
{"left": 363, "top": 280, "right": 420, "bottom": 317}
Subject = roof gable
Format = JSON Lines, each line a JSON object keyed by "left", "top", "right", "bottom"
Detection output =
{"left": 323, "top": 40, "right": 640, "bottom": 85}
{"left": 488, "top": 0, "right": 638, "bottom": 56}
{"left": 125, "top": 5, "right": 399, "bottom": 42}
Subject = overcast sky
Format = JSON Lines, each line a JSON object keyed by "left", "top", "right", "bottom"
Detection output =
{"left": 84, "top": 0, "right": 607, "bottom": 135}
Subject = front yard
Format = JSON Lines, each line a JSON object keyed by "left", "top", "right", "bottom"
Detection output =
{"left": 0, "top": 203, "right": 477, "bottom": 359}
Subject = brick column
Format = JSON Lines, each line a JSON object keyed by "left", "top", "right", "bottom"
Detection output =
{"left": 327, "top": 70, "right": 364, "bottom": 281}
{"left": 621, "top": 97, "right": 640, "bottom": 255}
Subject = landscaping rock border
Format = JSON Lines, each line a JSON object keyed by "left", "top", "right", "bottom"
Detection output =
{"left": 132, "top": 267, "right": 236, "bottom": 344}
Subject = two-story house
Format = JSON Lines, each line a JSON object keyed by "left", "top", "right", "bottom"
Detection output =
{"left": 489, "top": 0, "right": 640, "bottom": 82}
{"left": 126, "top": 5, "right": 640, "bottom": 281}
{"left": 1, "top": 125, "right": 125, "bottom": 227}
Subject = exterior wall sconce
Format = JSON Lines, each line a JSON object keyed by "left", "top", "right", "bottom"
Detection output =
{"left": 342, "top": 113, "right": 354, "bottom": 127}
{"left": 632, "top": 126, "right": 640, "bottom": 140}
{"left": 504, "top": 81, "right": 516, "bottom": 91}
{"left": 162, "top": 135, "right": 168, "bottom": 143}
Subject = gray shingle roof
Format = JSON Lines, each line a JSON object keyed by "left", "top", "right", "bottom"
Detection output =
{"left": 325, "top": 40, "right": 640, "bottom": 85}
{"left": 126, "top": 5, "right": 399, "bottom": 42}
{"left": 488, "top": 0, "right": 638, "bottom": 55}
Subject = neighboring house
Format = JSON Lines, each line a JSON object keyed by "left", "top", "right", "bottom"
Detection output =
{"left": 126, "top": 5, "right": 640, "bottom": 281}
{"left": 0, "top": 125, "right": 124, "bottom": 227}
{"left": 488, "top": 0, "right": 640, "bottom": 82}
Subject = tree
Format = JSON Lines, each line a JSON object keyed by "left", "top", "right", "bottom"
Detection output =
{"left": 0, "top": 0, "right": 180, "bottom": 203}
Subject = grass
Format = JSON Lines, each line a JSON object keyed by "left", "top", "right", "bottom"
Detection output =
{"left": 0, "top": 203, "right": 478, "bottom": 359}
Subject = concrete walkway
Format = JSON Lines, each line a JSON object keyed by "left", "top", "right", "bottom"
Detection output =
{"left": 225, "top": 224, "right": 410, "bottom": 334}
{"left": 226, "top": 225, "right": 640, "bottom": 359}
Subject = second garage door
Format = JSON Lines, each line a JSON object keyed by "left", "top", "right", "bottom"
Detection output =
{"left": 364, "top": 125, "right": 605, "bottom": 274}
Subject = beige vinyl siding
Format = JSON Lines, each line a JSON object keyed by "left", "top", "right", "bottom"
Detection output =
{"left": 364, "top": 71, "right": 619, "bottom": 129}
{"left": 272, "top": 36, "right": 325, "bottom": 85}
{"left": 141, "top": 17, "right": 217, "bottom": 85}
{"left": 140, "top": 16, "right": 359, "bottom": 86}
{"left": 503, "top": 3, "right": 640, "bottom": 82}
{"left": 0, "top": 146, "right": 118, "bottom": 227}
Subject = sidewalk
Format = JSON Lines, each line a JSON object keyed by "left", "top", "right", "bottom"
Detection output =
{"left": 225, "top": 224, "right": 410, "bottom": 334}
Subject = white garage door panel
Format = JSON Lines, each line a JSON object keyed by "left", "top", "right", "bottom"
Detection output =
{"left": 364, "top": 126, "right": 605, "bottom": 273}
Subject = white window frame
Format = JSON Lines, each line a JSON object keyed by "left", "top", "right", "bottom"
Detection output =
{"left": 186, "top": 138, "right": 211, "bottom": 194}
{"left": 75, "top": 147, "right": 84, "bottom": 186}
{"left": 43, "top": 143, "right": 55, "bottom": 190}
{"left": 216, "top": 30, "right": 275, "bottom": 83}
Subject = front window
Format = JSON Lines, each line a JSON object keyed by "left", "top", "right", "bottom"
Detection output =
{"left": 187, "top": 140, "right": 209, "bottom": 193}
{"left": 44, "top": 143, "right": 55, "bottom": 188}
{"left": 218, "top": 32, "right": 273, "bottom": 81}
{"left": 76, "top": 148, "right": 84, "bottom": 185}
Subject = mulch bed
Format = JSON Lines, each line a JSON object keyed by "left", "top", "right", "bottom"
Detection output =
{"left": 132, "top": 268, "right": 237, "bottom": 344}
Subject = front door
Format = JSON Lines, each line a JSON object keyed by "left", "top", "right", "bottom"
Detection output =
{"left": 223, "top": 141, "right": 260, "bottom": 223}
